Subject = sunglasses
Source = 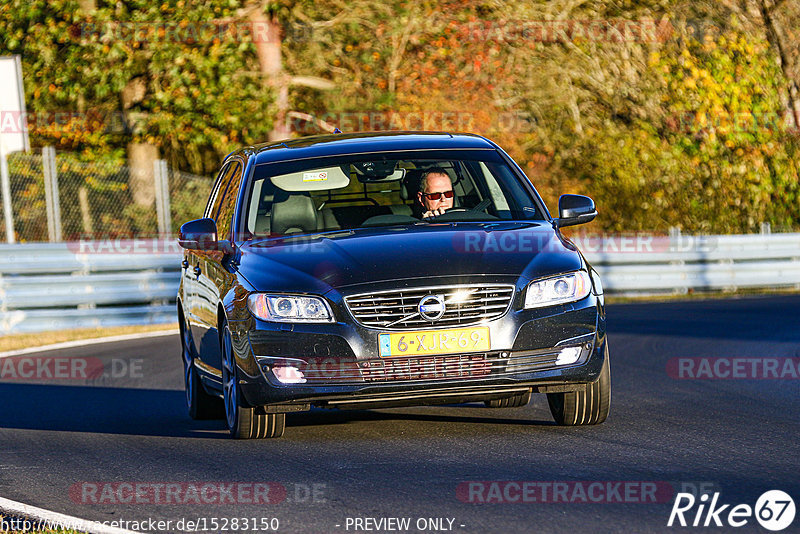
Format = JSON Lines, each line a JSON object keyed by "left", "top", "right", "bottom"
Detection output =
{"left": 422, "top": 190, "right": 455, "bottom": 201}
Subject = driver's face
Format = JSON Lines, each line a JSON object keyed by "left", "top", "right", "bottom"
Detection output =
{"left": 418, "top": 173, "right": 454, "bottom": 211}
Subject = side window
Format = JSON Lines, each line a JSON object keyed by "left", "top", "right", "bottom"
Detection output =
{"left": 478, "top": 162, "right": 511, "bottom": 214}
{"left": 204, "top": 163, "right": 233, "bottom": 219}
{"left": 215, "top": 162, "right": 243, "bottom": 241}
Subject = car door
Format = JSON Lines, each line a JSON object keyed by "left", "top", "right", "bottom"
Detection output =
{"left": 183, "top": 174, "right": 222, "bottom": 351}
{"left": 188, "top": 161, "right": 235, "bottom": 361}
{"left": 193, "top": 160, "right": 244, "bottom": 373}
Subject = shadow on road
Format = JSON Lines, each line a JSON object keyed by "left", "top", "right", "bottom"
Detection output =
{"left": 0, "top": 383, "right": 227, "bottom": 438}
{"left": 285, "top": 407, "right": 556, "bottom": 429}
{"left": 0, "top": 383, "right": 555, "bottom": 437}
{"left": 608, "top": 294, "right": 800, "bottom": 342}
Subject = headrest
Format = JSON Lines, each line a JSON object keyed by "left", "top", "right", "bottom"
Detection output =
{"left": 270, "top": 192, "right": 319, "bottom": 235}
{"left": 400, "top": 168, "right": 425, "bottom": 200}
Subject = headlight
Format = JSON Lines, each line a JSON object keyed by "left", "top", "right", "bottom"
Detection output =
{"left": 247, "top": 294, "right": 333, "bottom": 323}
{"left": 524, "top": 271, "right": 591, "bottom": 309}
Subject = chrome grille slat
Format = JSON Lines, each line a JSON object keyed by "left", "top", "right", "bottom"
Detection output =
{"left": 400, "top": 317, "right": 485, "bottom": 325}
{"left": 348, "top": 296, "right": 411, "bottom": 304}
{"left": 344, "top": 284, "right": 515, "bottom": 330}
{"left": 348, "top": 298, "right": 509, "bottom": 311}
{"left": 449, "top": 304, "right": 508, "bottom": 311}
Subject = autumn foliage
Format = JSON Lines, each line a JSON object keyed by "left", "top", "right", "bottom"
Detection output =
{"left": 1, "top": 0, "right": 798, "bottom": 233}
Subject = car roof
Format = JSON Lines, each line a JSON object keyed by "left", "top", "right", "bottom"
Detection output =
{"left": 228, "top": 131, "right": 498, "bottom": 166}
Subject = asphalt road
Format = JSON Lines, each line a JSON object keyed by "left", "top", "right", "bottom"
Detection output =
{"left": 1, "top": 295, "right": 798, "bottom": 534}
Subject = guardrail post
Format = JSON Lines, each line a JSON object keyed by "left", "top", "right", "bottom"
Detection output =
{"left": 668, "top": 226, "right": 681, "bottom": 251}
{"left": 78, "top": 186, "right": 93, "bottom": 236}
{"left": 42, "top": 146, "right": 63, "bottom": 242}
{"left": 668, "top": 226, "right": 689, "bottom": 294}
{"left": 160, "top": 160, "right": 171, "bottom": 235}
{"left": 0, "top": 136, "right": 15, "bottom": 243}
{"left": 153, "top": 159, "right": 172, "bottom": 236}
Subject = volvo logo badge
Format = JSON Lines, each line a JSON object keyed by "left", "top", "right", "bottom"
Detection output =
{"left": 418, "top": 295, "right": 446, "bottom": 321}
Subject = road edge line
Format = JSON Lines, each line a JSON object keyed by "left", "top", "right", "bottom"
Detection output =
{"left": 0, "top": 495, "right": 141, "bottom": 534}
{"left": 0, "top": 329, "right": 177, "bottom": 359}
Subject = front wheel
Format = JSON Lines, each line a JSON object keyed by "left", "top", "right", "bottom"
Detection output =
{"left": 547, "top": 345, "right": 611, "bottom": 426}
{"left": 221, "top": 323, "right": 285, "bottom": 439}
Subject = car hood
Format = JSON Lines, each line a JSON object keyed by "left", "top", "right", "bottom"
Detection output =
{"left": 236, "top": 222, "right": 583, "bottom": 293}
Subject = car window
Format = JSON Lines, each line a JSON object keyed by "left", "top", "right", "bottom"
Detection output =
{"left": 215, "top": 162, "right": 243, "bottom": 241}
{"left": 478, "top": 162, "right": 510, "bottom": 213}
{"left": 244, "top": 151, "right": 544, "bottom": 236}
{"left": 204, "top": 163, "right": 232, "bottom": 219}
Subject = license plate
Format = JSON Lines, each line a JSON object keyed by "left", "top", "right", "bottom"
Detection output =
{"left": 378, "top": 327, "right": 490, "bottom": 358}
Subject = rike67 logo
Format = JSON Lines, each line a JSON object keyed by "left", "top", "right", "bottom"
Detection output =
{"left": 668, "top": 490, "right": 795, "bottom": 531}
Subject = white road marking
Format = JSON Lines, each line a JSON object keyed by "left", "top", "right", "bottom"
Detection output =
{"left": 0, "top": 329, "right": 177, "bottom": 359}
{"left": 0, "top": 495, "right": 141, "bottom": 534}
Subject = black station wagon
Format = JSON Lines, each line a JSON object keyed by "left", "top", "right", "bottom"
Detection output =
{"left": 177, "top": 132, "right": 610, "bottom": 438}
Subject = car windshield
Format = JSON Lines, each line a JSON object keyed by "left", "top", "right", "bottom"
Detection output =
{"left": 243, "top": 149, "right": 545, "bottom": 236}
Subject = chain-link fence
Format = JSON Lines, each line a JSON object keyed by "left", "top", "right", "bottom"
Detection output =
{"left": 169, "top": 167, "right": 213, "bottom": 233}
{"left": 2, "top": 152, "right": 46, "bottom": 242}
{"left": 0, "top": 148, "right": 213, "bottom": 242}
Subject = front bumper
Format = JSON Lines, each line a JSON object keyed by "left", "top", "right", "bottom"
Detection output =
{"left": 231, "top": 287, "right": 606, "bottom": 410}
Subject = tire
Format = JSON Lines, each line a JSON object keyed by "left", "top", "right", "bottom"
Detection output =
{"left": 485, "top": 390, "right": 531, "bottom": 408}
{"left": 221, "top": 323, "right": 286, "bottom": 439}
{"left": 547, "top": 345, "right": 611, "bottom": 426}
{"left": 180, "top": 312, "right": 223, "bottom": 420}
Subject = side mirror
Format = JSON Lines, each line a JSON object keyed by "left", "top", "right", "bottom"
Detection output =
{"left": 555, "top": 194, "right": 597, "bottom": 228}
{"left": 178, "top": 218, "right": 233, "bottom": 252}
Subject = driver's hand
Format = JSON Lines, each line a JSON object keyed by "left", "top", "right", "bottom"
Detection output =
{"left": 422, "top": 207, "right": 448, "bottom": 218}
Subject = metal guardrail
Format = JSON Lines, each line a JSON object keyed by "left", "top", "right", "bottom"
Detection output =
{"left": 0, "top": 233, "right": 798, "bottom": 333}
{"left": 0, "top": 243, "right": 179, "bottom": 334}
{"left": 582, "top": 232, "right": 800, "bottom": 293}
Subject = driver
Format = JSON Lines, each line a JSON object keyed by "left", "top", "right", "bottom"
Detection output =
{"left": 417, "top": 168, "right": 455, "bottom": 219}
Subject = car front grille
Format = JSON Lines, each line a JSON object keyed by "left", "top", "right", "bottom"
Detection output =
{"left": 344, "top": 284, "right": 516, "bottom": 330}
{"left": 359, "top": 354, "right": 492, "bottom": 382}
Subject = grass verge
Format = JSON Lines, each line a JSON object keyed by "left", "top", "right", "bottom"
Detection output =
{"left": 605, "top": 286, "right": 799, "bottom": 304}
{"left": 0, "top": 323, "right": 178, "bottom": 353}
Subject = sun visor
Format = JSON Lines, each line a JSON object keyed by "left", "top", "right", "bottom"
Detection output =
{"left": 270, "top": 166, "right": 350, "bottom": 191}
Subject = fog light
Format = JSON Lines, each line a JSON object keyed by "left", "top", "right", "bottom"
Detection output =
{"left": 272, "top": 365, "right": 306, "bottom": 384}
{"left": 556, "top": 346, "right": 582, "bottom": 366}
